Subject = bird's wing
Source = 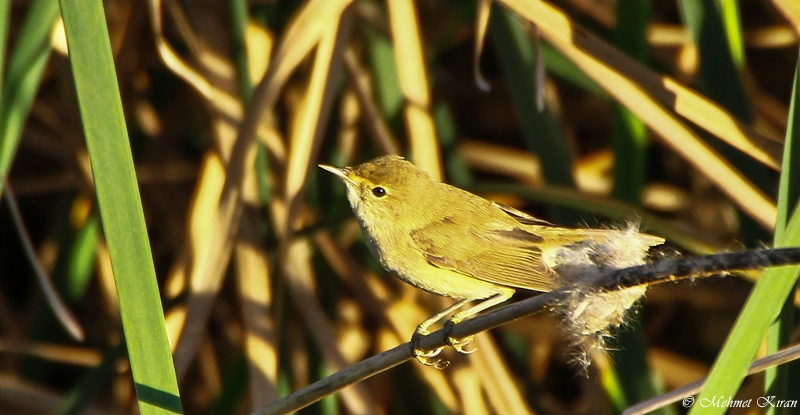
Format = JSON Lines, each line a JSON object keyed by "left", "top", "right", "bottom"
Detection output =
{"left": 410, "top": 216, "right": 559, "bottom": 292}
{"left": 492, "top": 202, "right": 555, "bottom": 226}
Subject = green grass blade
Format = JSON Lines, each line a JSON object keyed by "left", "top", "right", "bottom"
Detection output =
{"left": 540, "top": 42, "right": 607, "bottom": 98}
{"left": 678, "top": 0, "right": 751, "bottom": 121}
{"left": 689, "top": 210, "right": 800, "bottom": 415}
{"left": 681, "top": 4, "right": 782, "bottom": 390}
{"left": 718, "top": 0, "right": 744, "bottom": 69}
{"left": 229, "top": 0, "right": 252, "bottom": 101}
{"left": 768, "top": 48, "right": 800, "bottom": 415}
{"left": 57, "top": 0, "right": 183, "bottom": 413}
{"left": 775, "top": 56, "right": 800, "bottom": 265}
{"left": 489, "top": 6, "right": 573, "bottom": 188}
{"left": 64, "top": 213, "right": 100, "bottom": 302}
{"left": 0, "top": 0, "right": 59, "bottom": 192}
{"left": 363, "top": 25, "right": 403, "bottom": 121}
{"left": 489, "top": 5, "right": 582, "bottom": 224}
{"left": 685, "top": 52, "right": 800, "bottom": 412}
{"left": 207, "top": 352, "right": 249, "bottom": 415}
{"left": 611, "top": 0, "right": 650, "bottom": 206}
{"left": 228, "top": 0, "right": 272, "bottom": 204}
{"left": 678, "top": 0, "right": 770, "bottom": 246}
{"left": 435, "top": 103, "right": 473, "bottom": 188}
{"left": 0, "top": 0, "right": 10, "bottom": 98}
{"left": 606, "top": 2, "right": 674, "bottom": 413}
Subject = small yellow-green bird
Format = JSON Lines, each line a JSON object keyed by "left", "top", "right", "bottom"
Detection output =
{"left": 321, "top": 155, "right": 663, "bottom": 367}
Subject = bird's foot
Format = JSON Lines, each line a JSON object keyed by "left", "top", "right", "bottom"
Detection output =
{"left": 411, "top": 328, "right": 449, "bottom": 369}
{"left": 444, "top": 320, "right": 476, "bottom": 354}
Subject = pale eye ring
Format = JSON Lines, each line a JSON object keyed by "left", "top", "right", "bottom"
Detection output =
{"left": 372, "top": 186, "right": 387, "bottom": 197}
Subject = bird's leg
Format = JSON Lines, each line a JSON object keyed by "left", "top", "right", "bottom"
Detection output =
{"left": 412, "top": 299, "right": 470, "bottom": 368}
{"left": 444, "top": 293, "right": 511, "bottom": 354}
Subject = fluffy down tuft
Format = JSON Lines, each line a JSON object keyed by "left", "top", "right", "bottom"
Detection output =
{"left": 543, "top": 224, "right": 665, "bottom": 369}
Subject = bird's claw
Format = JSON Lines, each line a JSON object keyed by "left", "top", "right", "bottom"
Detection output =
{"left": 411, "top": 329, "right": 449, "bottom": 369}
{"left": 448, "top": 335, "right": 476, "bottom": 354}
{"left": 444, "top": 320, "right": 476, "bottom": 354}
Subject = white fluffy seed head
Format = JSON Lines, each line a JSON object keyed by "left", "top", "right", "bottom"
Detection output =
{"left": 542, "top": 224, "right": 665, "bottom": 369}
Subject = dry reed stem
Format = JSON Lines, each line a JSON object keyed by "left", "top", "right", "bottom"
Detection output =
{"left": 769, "top": 0, "right": 800, "bottom": 34}
{"left": 624, "top": 342, "right": 800, "bottom": 415}
{"left": 343, "top": 47, "right": 401, "bottom": 155}
{"left": 314, "top": 231, "right": 462, "bottom": 411}
{"left": 236, "top": 170, "right": 278, "bottom": 409}
{"left": 386, "top": 0, "right": 442, "bottom": 179}
{"left": 498, "top": 0, "right": 778, "bottom": 229}
{"left": 284, "top": 4, "right": 353, "bottom": 234}
{"left": 3, "top": 183, "right": 84, "bottom": 341}
{"left": 0, "top": 374, "right": 115, "bottom": 415}
{"left": 284, "top": 238, "right": 379, "bottom": 415}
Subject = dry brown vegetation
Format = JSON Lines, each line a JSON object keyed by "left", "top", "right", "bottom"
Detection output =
{"left": 1, "top": 0, "right": 799, "bottom": 414}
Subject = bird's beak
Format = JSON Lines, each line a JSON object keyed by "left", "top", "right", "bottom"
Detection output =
{"left": 318, "top": 164, "right": 355, "bottom": 185}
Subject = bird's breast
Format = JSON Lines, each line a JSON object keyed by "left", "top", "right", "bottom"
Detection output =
{"left": 355, "top": 215, "right": 507, "bottom": 300}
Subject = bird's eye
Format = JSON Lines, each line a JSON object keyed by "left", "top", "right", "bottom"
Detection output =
{"left": 372, "top": 186, "right": 387, "bottom": 197}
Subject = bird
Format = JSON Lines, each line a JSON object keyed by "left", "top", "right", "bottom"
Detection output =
{"left": 321, "top": 155, "right": 663, "bottom": 368}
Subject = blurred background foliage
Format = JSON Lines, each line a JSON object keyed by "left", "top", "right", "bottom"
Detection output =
{"left": 0, "top": 0, "right": 799, "bottom": 414}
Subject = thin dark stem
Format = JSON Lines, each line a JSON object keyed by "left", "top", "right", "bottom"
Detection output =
{"left": 252, "top": 247, "right": 800, "bottom": 415}
{"left": 607, "top": 247, "right": 800, "bottom": 290}
{"left": 3, "top": 180, "right": 84, "bottom": 341}
{"left": 623, "top": 342, "right": 800, "bottom": 415}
